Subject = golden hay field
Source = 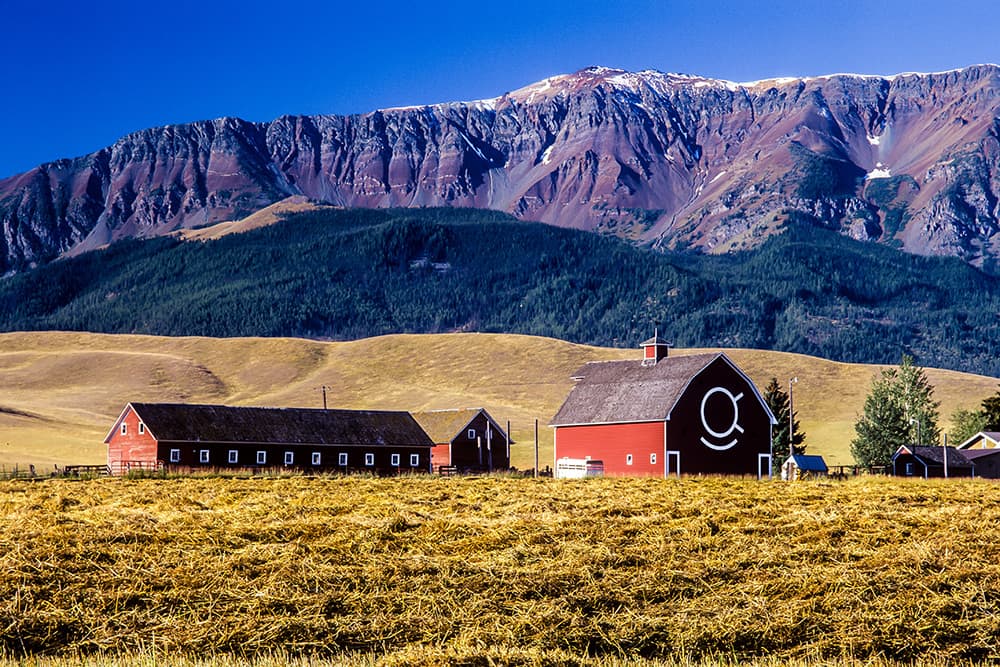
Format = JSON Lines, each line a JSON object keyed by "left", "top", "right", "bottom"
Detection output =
{"left": 0, "top": 331, "right": 997, "bottom": 469}
{"left": 2, "top": 475, "right": 1000, "bottom": 665}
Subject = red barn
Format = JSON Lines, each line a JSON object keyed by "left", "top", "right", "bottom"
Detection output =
{"left": 551, "top": 337, "right": 776, "bottom": 478}
{"left": 105, "top": 403, "right": 433, "bottom": 476}
{"left": 411, "top": 408, "right": 511, "bottom": 472}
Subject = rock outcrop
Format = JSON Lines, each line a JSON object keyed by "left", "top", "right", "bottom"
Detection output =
{"left": 3, "top": 64, "right": 1000, "bottom": 272}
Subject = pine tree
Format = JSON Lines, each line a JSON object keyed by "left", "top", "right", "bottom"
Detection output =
{"left": 763, "top": 377, "right": 806, "bottom": 467}
{"left": 851, "top": 355, "right": 941, "bottom": 466}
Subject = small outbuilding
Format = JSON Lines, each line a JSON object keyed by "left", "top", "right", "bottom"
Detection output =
{"left": 550, "top": 337, "right": 776, "bottom": 478}
{"left": 781, "top": 454, "right": 828, "bottom": 480}
{"left": 891, "top": 445, "right": 975, "bottom": 478}
{"left": 961, "top": 448, "right": 1000, "bottom": 478}
{"left": 957, "top": 431, "right": 1000, "bottom": 450}
{"left": 411, "top": 408, "right": 511, "bottom": 472}
{"left": 105, "top": 403, "right": 433, "bottom": 476}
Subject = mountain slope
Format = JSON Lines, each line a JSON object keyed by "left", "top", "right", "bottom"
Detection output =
{"left": 1, "top": 331, "right": 995, "bottom": 468}
{"left": 3, "top": 65, "right": 1000, "bottom": 273}
{"left": 4, "top": 207, "right": 1000, "bottom": 376}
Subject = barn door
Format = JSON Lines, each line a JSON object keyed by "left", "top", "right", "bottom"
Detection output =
{"left": 666, "top": 451, "right": 681, "bottom": 478}
{"left": 758, "top": 454, "right": 772, "bottom": 480}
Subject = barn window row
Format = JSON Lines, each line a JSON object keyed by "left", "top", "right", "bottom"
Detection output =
{"left": 167, "top": 448, "right": 422, "bottom": 467}
{"left": 623, "top": 453, "right": 657, "bottom": 465}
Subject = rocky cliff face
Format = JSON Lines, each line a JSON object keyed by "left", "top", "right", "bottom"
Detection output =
{"left": 3, "top": 64, "right": 1000, "bottom": 273}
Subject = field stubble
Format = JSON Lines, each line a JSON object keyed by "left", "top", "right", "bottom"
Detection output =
{"left": 2, "top": 476, "right": 1000, "bottom": 665}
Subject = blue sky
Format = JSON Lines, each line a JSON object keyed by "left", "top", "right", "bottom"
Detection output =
{"left": 2, "top": 0, "right": 998, "bottom": 178}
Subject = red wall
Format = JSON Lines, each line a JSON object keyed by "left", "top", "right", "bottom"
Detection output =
{"left": 431, "top": 443, "right": 451, "bottom": 470}
{"left": 107, "top": 407, "right": 159, "bottom": 474}
{"left": 555, "top": 422, "right": 665, "bottom": 477}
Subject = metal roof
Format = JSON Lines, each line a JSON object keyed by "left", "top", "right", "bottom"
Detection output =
{"left": 787, "top": 454, "right": 828, "bottom": 472}
{"left": 895, "top": 445, "right": 974, "bottom": 468}
{"left": 411, "top": 408, "right": 509, "bottom": 444}
{"left": 107, "top": 403, "right": 433, "bottom": 447}
{"left": 551, "top": 352, "right": 776, "bottom": 426}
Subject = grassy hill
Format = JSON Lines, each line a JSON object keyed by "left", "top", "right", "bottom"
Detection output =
{"left": 1, "top": 331, "right": 995, "bottom": 469}
{"left": 6, "top": 206, "right": 1000, "bottom": 376}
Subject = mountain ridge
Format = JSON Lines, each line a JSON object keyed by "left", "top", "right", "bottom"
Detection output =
{"left": 3, "top": 64, "right": 1000, "bottom": 272}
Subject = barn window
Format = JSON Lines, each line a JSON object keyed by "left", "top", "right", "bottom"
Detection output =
{"left": 410, "top": 453, "right": 420, "bottom": 467}
{"left": 312, "top": 452, "right": 321, "bottom": 466}
{"left": 121, "top": 423, "right": 127, "bottom": 435}
{"left": 169, "top": 449, "right": 180, "bottom": 463}
{"left": 391, "top": 453, "right": 400, "bottom": 466}
{"left": 365, "top": 452, "right": 374, "bottom": 466}
{"left": 650, "top": 453, "right": 657, "bottom": 465}
{"left": 468, "top": 429, "right": 476, "bottom": 440}
{"left": 228, "top": 450, "right": 238, "bottom": 464}
{"left": 199, "top": 450, "right": 210, "bottom": 463}
{"left": 626, "top": 454, "right": 633, "bottom": 465}
{"left": 284, "top": 451, "right": 294, "bottom": 466}
{"left": 256, "top": 451, "right": 267, "bottom": 465}
{"left": 905, "top": 462, "right": 915, "bottom": 476}
{"left": 338, "top": 452, "right": 348, "bottom": 466}
{"left": 138, "top": 422, "right": 145, "bottom": 435}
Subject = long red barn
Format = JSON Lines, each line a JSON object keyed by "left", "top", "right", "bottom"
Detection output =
{"left": 551, "top": 337, "right": 776, "bottom": 478}
{"left": 105, "top": 403, "right": 433, "bottom": 476}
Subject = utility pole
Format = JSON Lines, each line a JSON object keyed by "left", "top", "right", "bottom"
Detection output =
{"left": 943, "top": 433, "right": 949, "bottom": 478}
{"left": 534, "top": 419, "right": 539, "bottom": 478}
{"left": 788, "top": 377, "right": 798, "bottom": 455}
{"left": 320, "top": 385, "right": 329, "bottom": 410}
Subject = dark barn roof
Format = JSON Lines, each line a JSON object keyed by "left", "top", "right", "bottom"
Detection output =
{"left": 108, "top": 403, "right": 433, "bottom": 447}
{"left": 551, "top": 352, "right": 775, "bottom": 426}
{"left": 960, "top": 448, "right": 1000, "bottom": 461}
{"left": 896, "top": 445, "right": 974, "bottom": 468}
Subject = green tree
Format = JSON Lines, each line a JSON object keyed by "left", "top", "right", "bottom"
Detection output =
{"left": 897, "top": 355, "right": 941, "bottom": 446}
{"left": 980, "top": 388, "right": 1000, "bottom": 431}
{"left": 851, "top": 355, "right": 941, "bottom": 467}
{"left": 851, "top": 369, "right": 908, "bottom": 466}
{"left": 763, "top": 377, "right": 806, "bottom": 467}
{"left": 949, "top": 406, "right": 988, "bottom": 445}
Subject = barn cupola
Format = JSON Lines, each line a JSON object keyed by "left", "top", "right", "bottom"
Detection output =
{"left": 640, "top": 328, "right": 671, "bottom": 366}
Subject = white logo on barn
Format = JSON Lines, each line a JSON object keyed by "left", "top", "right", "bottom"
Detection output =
{"left": 699, "top": 386, "right": 744, "bottom": 451}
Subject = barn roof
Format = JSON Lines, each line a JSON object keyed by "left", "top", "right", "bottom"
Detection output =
{"left": 107, "top": 403, "right": 433, "bottom": 447}
{"left": 960, "top": 448, "right": 1000, "bottom": 461}
{"left": 787, "top": 454, "right": 828, "bottom": 472}
{"left": 551, "top": 352, "right": 775, "bottom": 426}
{"left": 411, "top": 408, "right": 509, "bottom": 444}
{"left": 895, "top": 445, "right": 974, "bottom": 468}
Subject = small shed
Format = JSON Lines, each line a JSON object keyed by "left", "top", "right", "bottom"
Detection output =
{"left": 411, "top": 408, "right": 511, "bottom": 472}
{"left": 781, "top": 454, "right": 828, "bottom": 480}
{"left": 105, "top": 403, "right": 433, "bottom": 476}
{"left": 891, "top": 445, "right": 975, "bottom": 478}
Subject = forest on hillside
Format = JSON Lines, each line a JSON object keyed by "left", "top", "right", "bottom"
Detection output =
{"left": 3, "top": 207, "right": 1000, "bottom": 376}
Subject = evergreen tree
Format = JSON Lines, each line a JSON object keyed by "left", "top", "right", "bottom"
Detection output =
{"left": 851, "top": 355, "right": 941, "bottom": 466}
{"left": 763, "top": 377, "right": 806, "bottom": 466}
